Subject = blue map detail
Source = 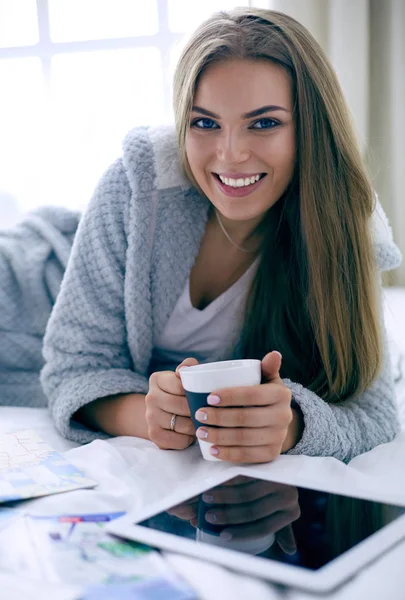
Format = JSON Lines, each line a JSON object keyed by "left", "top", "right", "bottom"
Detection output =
{"left": 0, "top": 449, "right": 96, "bottom": 503}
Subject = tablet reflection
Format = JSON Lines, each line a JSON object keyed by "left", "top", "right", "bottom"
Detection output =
{"left": 153, "top": 476, "right": 300, "bottom": 557}
{"left": 139, "top": 476, "right": 405, "bottom": 570}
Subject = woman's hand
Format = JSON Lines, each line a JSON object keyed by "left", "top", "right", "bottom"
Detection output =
{"left": 166, "top": 495, "right": 199, "bottom": 527}
{"left": 200, "top": 477, "right": 300, "bottom": 554}
{"left": 165, "top": 476, "right": 300, "bottom": 555}
{"left": 145, "top": 358, "right": 198, "bottom": 450}
{"left": 195, "top": 351, "right": 303, "bottom": 463}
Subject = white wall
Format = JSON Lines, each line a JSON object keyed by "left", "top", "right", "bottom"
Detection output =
{"left": 266, "top": 0, "right": 405, "bottom": 284}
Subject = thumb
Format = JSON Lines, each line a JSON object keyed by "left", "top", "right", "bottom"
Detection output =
{"left": 261, "top": 351, "right": 283, "bottom": 383}
{"left": 276, "top": 524, "right": 297, "bottom": 555}
{"left": 175, "top": 357, "right": 199, "bottom": 378}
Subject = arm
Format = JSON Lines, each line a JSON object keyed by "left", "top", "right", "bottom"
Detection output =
{"left": 41, "top": 159, "right": 150, "bottom": 443}
{"left": 76, "top": 393, "right": 149, "bottom": 439}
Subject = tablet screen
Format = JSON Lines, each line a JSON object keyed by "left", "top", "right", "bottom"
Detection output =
{"left": 138, "top": 476, "right": 405, "bottom": 570}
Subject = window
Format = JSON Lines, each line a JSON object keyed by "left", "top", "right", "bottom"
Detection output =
{"left": 0, "top": 0, "right": 267, "bottom": 222}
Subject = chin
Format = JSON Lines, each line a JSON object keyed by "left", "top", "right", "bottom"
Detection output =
{"left": 217, "top": 204, "right": 265, "bottom": 222}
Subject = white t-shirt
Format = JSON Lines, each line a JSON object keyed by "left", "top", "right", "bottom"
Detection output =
{"left": 150, "top": 258, "right": 259, "bottom": 372}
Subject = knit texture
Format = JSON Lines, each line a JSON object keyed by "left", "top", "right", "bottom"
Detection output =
{"left": 0, "top": 207, "right": 79, "bottom": 406}
{"left": 6, "top": 125, "right": 402, "bottom": 461}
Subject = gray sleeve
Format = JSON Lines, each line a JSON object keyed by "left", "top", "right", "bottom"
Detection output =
{"left": 0, "top": 208, "right": 79, "bottom": 407}
{"left": 41, "top": 159, "right": 149, "bottom": 444}
{"left": 284, "top": 330, "right": 399, "bottom": 463}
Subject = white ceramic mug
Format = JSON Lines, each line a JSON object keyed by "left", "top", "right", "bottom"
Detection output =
{"left": 180, "top": 359, "right": 262, "bottom": 461}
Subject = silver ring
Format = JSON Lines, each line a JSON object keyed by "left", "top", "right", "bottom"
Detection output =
{"left": 170, "top": 414, "right": 177, "bottom": 432}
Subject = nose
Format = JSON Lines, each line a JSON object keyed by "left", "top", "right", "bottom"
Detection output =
{"left": 216, "top": 130, "right": 250, "bottom": 164}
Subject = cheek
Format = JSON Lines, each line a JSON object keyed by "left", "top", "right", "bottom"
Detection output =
{"left": 185, "top": 134, "right": 213, "bottom": 176}
{"left": 277, "top": 130, "right": 296, "bottom": 170}
{"left": 263, "top": 131, "right": 296, "bottom": 179}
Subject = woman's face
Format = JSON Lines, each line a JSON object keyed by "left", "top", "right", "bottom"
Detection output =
{"left": 185, "top": 58, "right": 296, "bottom": 223}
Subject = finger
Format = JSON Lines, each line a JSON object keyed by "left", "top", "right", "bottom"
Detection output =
{"left": 261, "top": 351, "right": 283, "bottom": 383}
{"left": 203, "top": 493, "right": 289, "bottom": 526}
{"left": 204, "top": 492, "right": 298, "bottom": 526}
{"left": 276, "top": 524, "right": 298, "bottom": 555}
{"left": 205, "top": 383, "right": 291, "bottom": 408}
{"left": 150, "top": 370, "right": 185, "bottom": 396}
{"left": 148, "top": 426, "right": 194, "bottom": 450}
{"left": 202, "top": 480, "right": 282, "bottom": 505}
{"left": 167, "top": 503, "right": 198, "bottom": 521}
{"left": 205, "top": 480, "right": 297, "bottom": 503}
{"left": 208, "top": 444, "right": 281, "bottom": 464}
{"left": 195, "top": 404, "right": 290, "bottom": 427}
{"left": 156, "top": 410, "right": 195, "bottom": 436}
{"left": 175, "top": 357, "right": 199, "bottom": 377}
{"left": 146, "top": 388, "right": 191, "bottom": 417}
{"left": 220, "top": 511, "right": 297, "bottom": 545}
{"left": 198, "top": 426, "right": 276, "bottom": 447}
{"left": 220, "top": 476, "right": 252, "bottom": 487}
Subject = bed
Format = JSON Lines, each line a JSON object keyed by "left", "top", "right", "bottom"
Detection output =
{"left": 0, "top": 287, "right": 404, "bottom": 599}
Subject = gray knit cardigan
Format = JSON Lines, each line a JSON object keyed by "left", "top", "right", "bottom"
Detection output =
{"left": 0, "top": 206, "right": 79, "bottom": 406}
{"left": 39, "top": 125, "right": 402, "bottom": 462}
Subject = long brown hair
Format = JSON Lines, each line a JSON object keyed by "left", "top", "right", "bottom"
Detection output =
{"left": 173, "top": 8, "right": 382, "bottom": 401}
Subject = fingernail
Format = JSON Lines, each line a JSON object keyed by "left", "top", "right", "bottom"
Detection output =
{"left": 205, "top": 512, "right": 217, "bottom": 523}
{"left": 196, "top": 428, "right": 208, "bottom": 439}
{"left": 209, "top": 446, "right": 219, "bottom": 456}
{"left": 220, "top": 530, "right": 233, "bottom": 541}
{"left": 202, "top": 494, "right": 214, "bottom": 503}
{"left": 273, "top": 351, "right": 282, "bottom": 359}
{"left": 207, "top": 394, "right": 220, "bottom": 405}
{"left": 195, "top": 410, "right": 208, "bottom": 422}
{"left": 281, "top": 544, "right": 297, "bottom": 555}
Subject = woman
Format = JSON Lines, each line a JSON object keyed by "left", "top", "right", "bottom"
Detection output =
{"left": 41, "top": 8, "right": 401, "bottom": 463}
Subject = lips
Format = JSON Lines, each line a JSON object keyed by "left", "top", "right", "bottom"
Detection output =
{"left": 215, "top": 172, "right": 264, "bottom": 179}
{"left": 214, "top": 172, "right": 265, "bottom": 184}
{"left": 212, "top": 172, "right": 267, "bottom": 198}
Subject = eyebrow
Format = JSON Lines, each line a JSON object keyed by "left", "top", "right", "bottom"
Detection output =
{"left": 191, "top": 105, "right": 290, "bottom": 119}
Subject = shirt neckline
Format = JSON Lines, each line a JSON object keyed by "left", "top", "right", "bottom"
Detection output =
{"left": 187, "top": 256, "right": 260, "bottom": 315}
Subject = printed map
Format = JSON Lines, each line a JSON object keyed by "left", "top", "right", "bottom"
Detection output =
{"left": 0, "top": 511, "right": 197, "bottom": 597}
{"left": 0, "top": 429, "right": 96, "bottom": 502}
{"left": 26, "top": 513, "right": 167, "bottom": 585}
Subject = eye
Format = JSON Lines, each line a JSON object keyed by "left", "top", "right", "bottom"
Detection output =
{"left": 191, "top": 117, "right": 219, "bottom": 129}
{"left": 250, "top": 117, "right": 280, "bottom": 130}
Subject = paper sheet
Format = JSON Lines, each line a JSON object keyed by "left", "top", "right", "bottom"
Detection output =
{"left": 0, "top": 429, "right": 96, "bottom": 502}
{"left": 0, "top": 511, "right": 198, "bottom": 598}
{"left": 25, "top": 512, "right": 170, "bottom": 586}
{"left": 81, "top": 577, "right": 199, "bottom": 599}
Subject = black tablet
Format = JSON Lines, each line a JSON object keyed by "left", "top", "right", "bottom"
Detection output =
{"left": 107, "top": 470, "right": 405, "bottom": 593}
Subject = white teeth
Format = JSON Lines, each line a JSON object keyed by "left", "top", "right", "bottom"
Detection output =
{"left": 217, "top": 174, "right": 261, "bottom": 187}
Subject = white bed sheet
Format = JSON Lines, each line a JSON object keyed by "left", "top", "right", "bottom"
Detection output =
{"left": 0, "top": 287, "right": 404, "bottom": 600}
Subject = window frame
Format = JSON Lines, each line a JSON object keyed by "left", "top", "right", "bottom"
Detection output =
{"left": 0, "top": 0, "right": 189, "bottom": 117}
{"left": 0, "top": 0, "right": 257, "bottom": 214}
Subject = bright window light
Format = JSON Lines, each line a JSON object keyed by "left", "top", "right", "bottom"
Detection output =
{"left": 0, "top": 1, "right": 272, "bottom": 221}
{"left": 168, "top": 0, "right": 249, "bottom": 33}
{"left": 0, "top": 58, "right": 46, "bottom": 212}
{"left": 0, "top": 0, "right": 38, "bottom": 48}
{"left": 48, "top": 0, "right": 159, "bottom": 42}
{"left": 46, "top": 48, "right": 164, "bottom": 211}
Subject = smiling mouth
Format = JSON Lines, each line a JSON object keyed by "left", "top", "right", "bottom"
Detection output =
{"left": 213, "top": 173, "right": 267, "bottom": 188}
